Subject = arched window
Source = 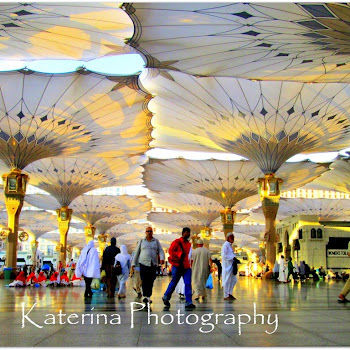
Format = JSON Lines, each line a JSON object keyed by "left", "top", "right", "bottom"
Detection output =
{"left": 317, "top": 228, "right": 323, "bottom": 239}
{"left": 311, "top": 228, "right": 316, "bottom": 239}
{"left": 298, "top": 229, "right": 303, "bottom": 240}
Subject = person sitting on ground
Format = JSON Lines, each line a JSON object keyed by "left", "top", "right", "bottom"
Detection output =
{"left": 319, "top": 266, "right": 326, "bottom": 279}
{"left": 37, "top": 271, "right": 47, "bottom": 287}
{"left": 8, "top": 271, "right": 26, "bottom": 287}
{"left": 60, "top": 270, "right": 70, "bottom": 286}
{"left": 47, "top": 271, "right": 60, "bottom": 287}
{"left": 70, "top": 273, "right": 83, "bottom": 287}
{"left": 310, "top": 267, "right": 319, "bottom": 281}
{"left": 26, "top": 271, "right": 38, "bottom": 286}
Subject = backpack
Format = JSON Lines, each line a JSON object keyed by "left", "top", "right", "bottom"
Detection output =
{"left": 113, "top": 260, "right": 122, "bottom": 277}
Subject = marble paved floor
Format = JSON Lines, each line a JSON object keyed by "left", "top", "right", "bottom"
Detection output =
{"left": 0, "top": 276, "right": 349, "bottom": 347}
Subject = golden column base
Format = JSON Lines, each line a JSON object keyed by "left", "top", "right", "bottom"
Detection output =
{"left": 56, "top": 206, "right": 72, "bottom": 268}
{"left": 85, "top": 225, "right": 96, "bottom": 243}
{"left": 220, "top": 207, "right": 236, "bottom": 239}
{"left": 258, "top": 173, "right": 283, "bottom": 269}
{"left": 2, "top": 169, "right": 29, "bottom": 269}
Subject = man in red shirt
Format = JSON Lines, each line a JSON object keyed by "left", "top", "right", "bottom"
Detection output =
{"left": 162, "top": 227, "right": 196, "bottom": 309}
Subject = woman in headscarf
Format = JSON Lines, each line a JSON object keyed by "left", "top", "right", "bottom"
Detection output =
{"left": 75, "top": 240, "right": 100, "bottom": 298}
{"left": 9, "top": 271, "right": 26, "bottom": 287}
{"left": 60, "top": 270, "right": 70, "bottom": 286}
{"left": 47, "top": 271, "right": 60, "bottom": 287}
{"left": 37, "top": 271, "right": 47, "bottom": 287}
{"left": 26, "top": 271, "right": 38, "bottom": 286}
{"left": 115, "top": 245, "right": 131, "bottom": 299}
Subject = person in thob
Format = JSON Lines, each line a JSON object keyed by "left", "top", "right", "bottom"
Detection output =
{"left": 132, "top": 226, "right": 165, "bottom": 304}
{"left": 101, "top": 237, "right": 120, "bottom": 298}
{"left": 115, "top": 245, "right": 131, "bottom": 299}
{"left": 221, "top": 232, "right": 238, "bottom": 300}
{"left": 278, "top": 255, "right": 287, "bottom": 283}
{"left": 75, "top": 240, "right": 101, "bottom": 298}
{"left": 8, "top": 271, "right": 26, "bottom": 287}
{"left": 162, "top": 227, "right": 196, "bottom": 310}
{"left": 191, "top": 239, "right": 212, "bottom": 301}
{"left": 338, "top": 241, "right": 350, "bottom": 303}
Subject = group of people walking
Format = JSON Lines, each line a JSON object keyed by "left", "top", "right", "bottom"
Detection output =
{"left": 75, "top": 226, "right": 239, "bottom": 306}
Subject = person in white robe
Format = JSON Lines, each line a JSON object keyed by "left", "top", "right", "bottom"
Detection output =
{"left": 115, "top": 245, "right": 131, "bottom": 298}
{"left": 76, "top": 240, "right": 100, "bottom": 298}
{"left": 221, "top": 233, "right": 238, "bottom": 300}
{"left": 278, "top": 255, "right": 287, "bottom": 282}
{"left": 175, "top": 247, "right": 192, "bottom": 299}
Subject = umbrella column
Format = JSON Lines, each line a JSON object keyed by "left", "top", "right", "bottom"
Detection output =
{"left": 220, "top": 207, "right": 236, "bottom": 239}
{"left": 30, "top": 239, "right": 38, "bottom": 271}
{"left": 2, "top": 169, "right": 29, "bottom": 269}
{"left": 85, "top": 225, "right": 96, "bottom": 243}
{"left": 56, "top": 206, "right": 72, "bottom": 268}
{"left": 258, "top": 174, "right": 283, "bottom": 269}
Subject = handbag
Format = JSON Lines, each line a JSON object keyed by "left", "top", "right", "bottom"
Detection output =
{"left": 113, "top": 260, "right": 122, "bottom": 277}
{"left": 232, "top": 257, "right": 241, "bottom": 276}
{"left": 205, "top": 274, "right": 213, "bottom": 289}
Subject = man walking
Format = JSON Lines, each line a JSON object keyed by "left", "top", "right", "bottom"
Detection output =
{"left": 162, "top": 227, "right": 196, "bottom": 309}
{"left": 221, "top": 232, "right": 238, "bottom": 300}
{"left": 191, "top": 238, "right": 212, "bottom": 301}
{"left": 101, "top": 237, "right": 120, "bottom": 298}
{"left": 132, "top": 226, "right": 164, "bottom": 304}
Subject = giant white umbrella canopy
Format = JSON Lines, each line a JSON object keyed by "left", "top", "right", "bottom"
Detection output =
{"left": 107, "top": 223, "right": 147, "bottom": 238}
{"left": 0, "top": 3, "right": 133, "bottom": 60}
{"left": 70, "top": 195, "right": 151, "bottom": 226}
{"left": 0, "top": 209, "right": 49, "bottom": 228}
{"left": 41, "top": 231, "right": 84, "bottom": 247}
{"left": 24, "top": 194, "right": 62, "bottom": 211}
{"left": 303, "top": 157, "right": 350, "bottom": 195}
{"left": 253, "top": 198, "right": 350, "bottom": 222}
{"left": 125, "top": 3, "right": 350, "bottom": 82}
{"left": 148, "top": 212, "right": 206, "bottom": 235}
{"left": 149, "top": 192, "right": 221, "bottom": 226}
{"left": 141, "top": 70, "right": 350, "bottom": 174}
{"left": 24, "top": 156, "right": 148, "bottom": 207}
{"left": 144, "top": 159, "right": 329, "bottom": 212}
{"left": 0, "top": 71, "right": 153, "bottom": 170}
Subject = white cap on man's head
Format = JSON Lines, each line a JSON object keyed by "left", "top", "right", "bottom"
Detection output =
{"left": 197, "top": 238, "right": 204, "bottom": 245}
{"left": 226, "top": 232, "right": 234, "bottom": 238}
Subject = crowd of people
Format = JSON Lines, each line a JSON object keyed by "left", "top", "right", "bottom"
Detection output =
{"left": 7, "top": 228, "right": 350, "bottom": 306}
